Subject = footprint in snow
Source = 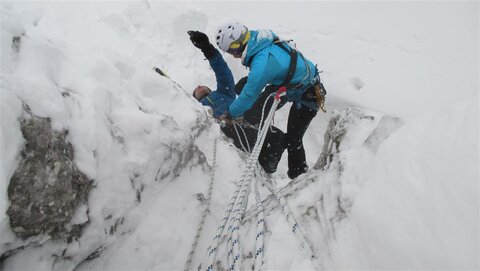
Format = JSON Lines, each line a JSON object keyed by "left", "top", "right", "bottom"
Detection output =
{"left": 349, "top": 77, "right": 365, "bottom": 91}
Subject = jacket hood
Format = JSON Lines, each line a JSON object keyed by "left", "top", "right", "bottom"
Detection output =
{"left": 242, "top": 29, "right": 278, "bottom": 66}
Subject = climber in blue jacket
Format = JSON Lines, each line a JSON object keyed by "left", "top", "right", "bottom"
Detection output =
{"left": 188, "top": 31, "right": 236, "bottom": 118}
{"left": 214, "top": 22, "right": 327, "bottom": 179}
{"left": 188, "top": 30, "right": 286, "bottom": 174}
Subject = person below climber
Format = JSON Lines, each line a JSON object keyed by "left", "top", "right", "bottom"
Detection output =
{"left": 188, "top": 30, "right": 285, "bottom": 174}
{"left": 214, "top": 22, "right": 327, "bottom": 179}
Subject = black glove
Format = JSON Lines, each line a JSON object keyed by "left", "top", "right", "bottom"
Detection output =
{"left": 234, "top": 76, "right": 248, "bottom": 95}
{"left": 188, "top": 30, "right": 209, "bottom": 49}
{"left": 188, "top": 30, "right": 217, "bottom": 59}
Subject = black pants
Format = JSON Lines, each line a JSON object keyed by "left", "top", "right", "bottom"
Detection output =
{"left": 285, "top": 92, "right": 318, "bottom": 179}
{"left": 224, "top": 84, "right": 318, "bottom": 178}
{"left": 221, "top": 85, "right": 286, "bottom": 174}
{"left": 221, "top": 123, "right": 285, "bottom": 174}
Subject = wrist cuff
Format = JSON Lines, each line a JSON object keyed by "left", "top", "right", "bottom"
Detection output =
{"left": 202, "top": 44, "right": 217, "bottom": 59}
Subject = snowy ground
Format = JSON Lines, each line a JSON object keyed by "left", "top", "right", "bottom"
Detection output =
{"left": 1, "top": 1, "right": 478, "bottom": 270}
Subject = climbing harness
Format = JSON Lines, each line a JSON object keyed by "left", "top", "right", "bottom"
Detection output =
{"left": 273, "top": 38, "right": 314, "bottom": 91}
{"left": 273, "top": 39, "right": 327, "bottom": 113}
{"left": 273, "top": 38, "right": 303, "bottom": 90}
{"left": 184, "top": 139, "right": 218, "bottom": 271}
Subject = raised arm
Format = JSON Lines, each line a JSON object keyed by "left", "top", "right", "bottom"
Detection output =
{"left": 188, "top": 30, "right": 235, "bottom": 99}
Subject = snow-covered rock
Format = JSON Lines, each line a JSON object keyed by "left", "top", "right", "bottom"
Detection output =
{"left": 7, "top": 115, "right": 92, "bottom": 241}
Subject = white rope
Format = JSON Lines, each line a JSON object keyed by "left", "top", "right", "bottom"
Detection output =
{"left": 204, "top": 93, "right": 282, "bottom": 271}
{"left": 204, "top": 166, "right": 249, "bottom": 271}
{"left": 232, "top": 121, "right": 251, "bottom": 153}
{"left": 226, "top": 90, "right": 322, "bottom": 270}
{"left": 204, "top": 179, "right": 242, "bottom": 270}
{"left": 260, "top": 177, "right": 322, "bottom": 271}
{"left": 184, "top": 139, "right": 218, "bottom": 271}
{"left": 227, "top": 94, "right": 278, "bottom": 271}
{"left": 226, "top": 165, "right": 253, "bottom": 271}
{"left": 253, "top": 176, "right": 265, "bottom": 271}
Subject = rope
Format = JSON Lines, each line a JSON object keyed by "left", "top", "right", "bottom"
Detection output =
{"left": 226, "top": 165, "right": 253, "bottom": 271}
{"left": 227, "top": 94, "right": 277, "bottom": 271}
{"left": 232, "top": 121, "right": 251, "bottom": 153}
{"left": 204, "top": 92, "right": 282, "bottom": 271}
{"left": 204, "top": 171, "right": 246, "bottom": 270}
{"left": 253, "top": 176, "right": 265, "bottom": 271}
{"left": 225, "top": 89, "right": 322, "bottom": 270}
{"left": 260, "top": 176, "right": 322, "bottom": 270}
{"left": 184, "top": 139, "right": 218, "bottom": 271}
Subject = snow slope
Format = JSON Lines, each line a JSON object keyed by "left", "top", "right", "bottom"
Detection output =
{"left": 1, "top": 1, "right": 478, "bottom": 270}
{"left": 332, "top": 98, "right": 479, "bottom": 269}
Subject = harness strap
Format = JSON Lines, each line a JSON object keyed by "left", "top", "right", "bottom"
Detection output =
{"left": 273, "top": 38, "right": 302, "bottom": 89}
{"left": 274, "top": 38, "right": 327, "bottom": 113}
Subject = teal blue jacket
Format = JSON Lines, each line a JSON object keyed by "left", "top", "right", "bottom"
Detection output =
{"left": 228, "top": 30, "right": 319, "bottom": 118}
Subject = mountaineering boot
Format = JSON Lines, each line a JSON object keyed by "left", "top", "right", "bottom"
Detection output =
{"left": 258, "top": 125, "right": 286, "bottom": 174}
{"left": 287, "top": 164, "right": 309, "bottom": 180}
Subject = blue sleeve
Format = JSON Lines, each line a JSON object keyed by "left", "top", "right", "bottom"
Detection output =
{"left": 228, "top": 50, "right": 276, "bottom": 118}
{"left": 208, "top": 51, "right": 236, "bottom": 99}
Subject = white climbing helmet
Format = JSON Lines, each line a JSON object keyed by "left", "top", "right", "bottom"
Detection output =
{"left": 215, "top": 22, "right": 250, "bottom": 54}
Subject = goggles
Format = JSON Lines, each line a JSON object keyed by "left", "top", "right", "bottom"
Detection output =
{"left": 227, "top": 31, "right": 251, "bottom": 55}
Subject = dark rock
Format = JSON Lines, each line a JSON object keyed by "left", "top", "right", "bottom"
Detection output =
{"left": 314, "top": 107, "right": 376, "bottom": 170}
{"left": 7, "top": 116, "right": 92, "bottom": 241}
